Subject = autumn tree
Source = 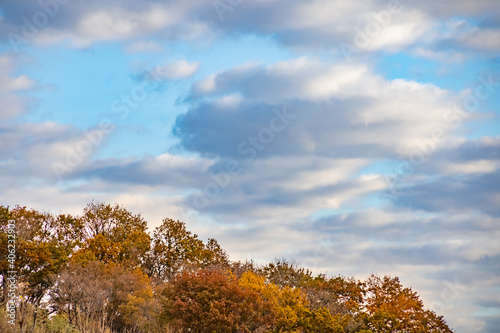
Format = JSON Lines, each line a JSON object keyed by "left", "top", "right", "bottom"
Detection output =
{"left": 49, "top": 261, "right": 111, "bottom": 332}
{"left": 362, "top": 275, "right": 452, "bottom": 333}
{"left": 118, "top": 285, "right": 162, "bottom": 333}
{"left": 0, "top": 206, "right": 82, "bottom": 333}
{"left": 1, "top": 203, "right": 453, "bottom": 333}
{"left": 263, "top": 259, "right": 313, "bottom": 289}
{"left": 72, "top": 202, "right": 151, "bottom": 269}
{"left": 239, "top": 270, "right": 343, "bottom": 333}
{"left": 146, "top": 218, "right": 228, "bottom": 281}
{"left": 49, "top": 261, "right": 152, "bottom": 332}
{"left": 302, "top": 274, "right": 367, "bottom": 331}
{"left": 161, "top": 268, "right": 269, "bottom": 332}
{"left": 0, "top": 205, "right": 13, "bottom": 306}
{"left": 104, "top": 263, "right": 152, "bottom": 330}
{"left": 202, "top": 237, "right": 229, "bottom": 267}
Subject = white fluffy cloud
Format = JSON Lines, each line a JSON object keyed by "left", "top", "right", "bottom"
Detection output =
{"left": 151, "top": 60, "right": 199, "bottom": 80}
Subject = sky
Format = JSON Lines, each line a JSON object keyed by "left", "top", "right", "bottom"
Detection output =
{"left": 0, "top": 0, "right": 499, "bottom": 331}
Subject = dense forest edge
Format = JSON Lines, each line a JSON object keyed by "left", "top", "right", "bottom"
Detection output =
{"left": 0, "top": 202, "right": 453, "bottom": 332}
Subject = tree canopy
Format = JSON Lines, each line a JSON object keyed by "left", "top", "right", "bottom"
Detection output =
{"left": 0, "top": 202, "right": 453, "bottom": 333}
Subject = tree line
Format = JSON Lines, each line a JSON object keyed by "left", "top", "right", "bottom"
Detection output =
{"left": 0, "top": 202, "right": 453, "bottom": 332}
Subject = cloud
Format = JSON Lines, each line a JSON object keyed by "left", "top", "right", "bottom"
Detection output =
{"left": 159, "top": 57, "right": 500, "bottom": 332}
{"left": 384, "top": 137, "right": 500, "bottom": 216}
{"left": 151, "top": 60, "right": 199, "bottom": 80}
{"left": 395, "top": 164, "right": 500, "bottom": 217}
{"left": 0, "top": 182, "right": 189, "bottom": 231}
{"left": 186, "top": 156, "right": 383, "bottom": 218}
{"left": 424, "top": 19, "right": 500, "bottom": 57}
{"left": 0, "top": 94, "right": 33, "bottom": 120}
{"left": 2, "top": 0, "right": 499, "bottom": 56}
{"left": 189, "top": 59, "right": 380, "bottom": 102}
{"left": 71, "top": 4, "right": 175, "bottom": 44}
{"left": 130, "top": 60, "right": 199, "bottom": 92}
{"left": 177, "top": 58, "right": 456, "bottom": 160}
{"left": 78, "top": 153, "right": 213, "bottom": 188}
{"left": 278, "top": 207, "right": 499, "bottom": 333}
{"left": 0, "top": 53, "right": 38, "bottom": 120}
{"left": 0, "top": 122, "right": 194, "bottom": 230}
{"left": 194, "top": 201, "right": 499, "bottom": 332}
{"left": 0, "top": 121, "right": 115, "bottom": 183}
{"left": 453, "top": 26, "right": 500, "bottom": 53}
{"left": 0, "top": 74, "right": 36, "bottom": 90}
{"left": 408, "top": 0, "right": 500, "bottom": 18}
{"left": 124, "top": 40, "right": 164, "bottom": 53}
{"left": 167, "top": 57, "right": 486, "bottom": 229}
{"left": 0, "top": 0, "right": 213, "bottom": 49}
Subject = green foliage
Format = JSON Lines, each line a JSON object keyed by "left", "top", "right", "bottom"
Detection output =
{"left": 37, "top": 312, "right": 76, "bottom": 333}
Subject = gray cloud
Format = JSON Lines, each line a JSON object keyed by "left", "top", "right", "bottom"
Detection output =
{"left": 395, "top": 171, "right": 500, "bottom": 216}
{"left": 176, "top": 59, "right": 456, "bottom": 161}
{"left": 77, "top": 153, "right": 213, "bottom": 189}
{"left": 388, "top": 138, "right": 500, "bottom": 216}
{"left": 2, "top": 0, "right": 499, "bottom": 56}
{"left": 0, "top": 121, "right": 114, "bottom": 184}
{"left": 282, "top": 208, "right": 500, "bottom": 332}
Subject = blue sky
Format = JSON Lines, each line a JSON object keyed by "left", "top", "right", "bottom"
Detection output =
{"left": 1, "top": 0, "right": 499, "bottom": 331}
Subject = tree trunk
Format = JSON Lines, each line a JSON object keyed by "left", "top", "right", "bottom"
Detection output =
{"left": 28, "top": 306, "right": 38, "bottom": 333}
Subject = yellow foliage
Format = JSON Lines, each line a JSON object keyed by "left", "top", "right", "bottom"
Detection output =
{"left": 239, "top": 271, "right": 312, "bottom": 332}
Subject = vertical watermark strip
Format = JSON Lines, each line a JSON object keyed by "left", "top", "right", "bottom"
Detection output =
{"left": 5, "top": 219, "right": 17, "bottom": 325}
